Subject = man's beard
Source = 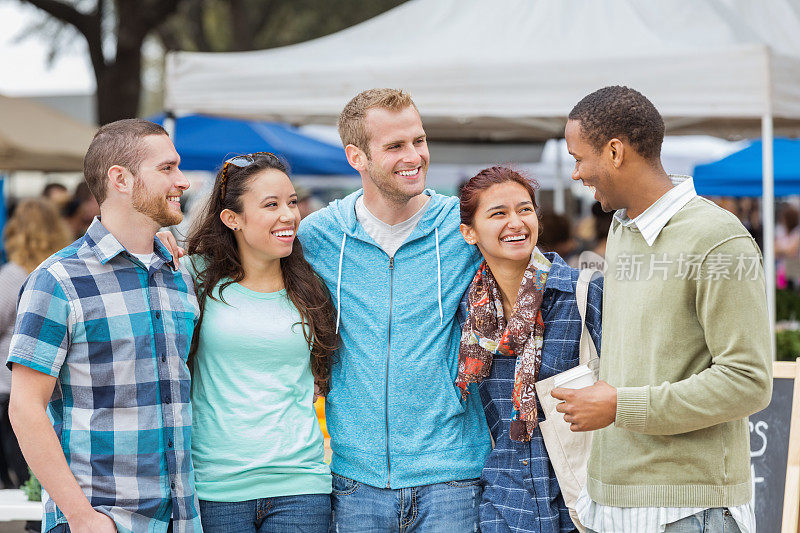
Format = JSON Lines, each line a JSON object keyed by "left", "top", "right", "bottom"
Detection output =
{"left": 132, "top": 177, "right": 182, "bottom": 227}
{"left": 366, "top": 161, "right": 426, "bottom": 206}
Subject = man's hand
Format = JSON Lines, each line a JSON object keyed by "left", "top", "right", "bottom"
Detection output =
{"left": 155, "top": 231, "right": 185, "bottom": 269}
{"left": 551, "top": 380, "right": 617, "bottom": 432}
{"left": 68, "top": 509, "right": 117, "bottom": 533}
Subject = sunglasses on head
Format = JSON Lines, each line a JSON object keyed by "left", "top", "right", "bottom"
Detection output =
{"left": 219, "top": 152, "right": 278, "bottom": 197}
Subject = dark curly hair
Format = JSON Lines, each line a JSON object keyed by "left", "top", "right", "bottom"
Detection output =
{"left": 186, "top": 153, "right": 338, "bottom": 394}
{"left": 568, "top": 86, "right": 664, "bottom": 160}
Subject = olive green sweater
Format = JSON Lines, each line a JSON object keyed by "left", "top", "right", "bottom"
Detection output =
{"left": 588, "top": 196, "right": 773, "bottom": 508}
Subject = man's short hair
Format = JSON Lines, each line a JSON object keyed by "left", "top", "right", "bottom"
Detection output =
{"left": 338, "top": 88, "right": 417, "bottom": 156}
{"left": 83, "top": 119, "right": 168, "bottom": 204}
{"left": 568, "top": 86, "right": 665, "bottom": 161}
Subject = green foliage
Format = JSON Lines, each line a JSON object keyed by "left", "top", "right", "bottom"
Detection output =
{"left": 158, "top": 0, "right": 408, "bottom": 52}
{"left": 776, "top": 330, "right": 800, "bottom": 362}
{"left": 777, "top": 289, "right": 800, "bottom": 322}
{"left": 21, "top": 469, "right": 41, "bottom": 502}
{"left": 770, "top": 290, "right": 800, "bottom": 361}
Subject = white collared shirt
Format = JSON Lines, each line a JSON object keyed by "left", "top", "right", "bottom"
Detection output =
{"left": 577, "top": 175, "right": 755, "bottom": 533}
{"left": 613, "top": 175, "right": 696, "bottom": 246}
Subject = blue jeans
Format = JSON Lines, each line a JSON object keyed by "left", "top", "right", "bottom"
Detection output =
{"left": 199, "top": 494, "right": 331, "bottom": 533}
{"left": 330, "top": 473, "right": 481, "bottom": 532}
{"left": 663, "top": 508, "right": 742, "bottom": 533}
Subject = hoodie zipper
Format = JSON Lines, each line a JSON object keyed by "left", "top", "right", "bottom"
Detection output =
{"left": 385, "top": 255, "right": 394, "bottom": 488}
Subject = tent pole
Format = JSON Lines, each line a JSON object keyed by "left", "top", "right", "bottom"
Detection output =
{"left": 554, "top": 138, "right": 565, "bottom": 214}
{"left": 762, "top": 113, "right": 776, "bottom": 359}
{"left": 164, "top": 111, "right": 176, "bottom": 139}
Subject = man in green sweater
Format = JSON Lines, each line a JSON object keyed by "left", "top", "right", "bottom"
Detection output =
{"left": 552, "top": 86, "right": 772, "bottom": 533}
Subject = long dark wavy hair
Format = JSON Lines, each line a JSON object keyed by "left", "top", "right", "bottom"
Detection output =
{"left": 186, "top": 153, "right": 338, "bottom": 393}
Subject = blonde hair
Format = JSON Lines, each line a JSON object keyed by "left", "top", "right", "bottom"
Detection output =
{"left": 4, "top": 199, "right": 73, "bottom": 272}
{"left": 337, "top": 88, "right": 417, "bottom": 156}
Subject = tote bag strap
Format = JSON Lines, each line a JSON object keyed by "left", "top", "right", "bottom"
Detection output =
{"left": 576, "top": 269, "right": 599, "bottom": 365}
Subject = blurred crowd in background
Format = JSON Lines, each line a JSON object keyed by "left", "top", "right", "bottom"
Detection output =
{"left": 0, "top": 175, "right": 795, "bottom": 495}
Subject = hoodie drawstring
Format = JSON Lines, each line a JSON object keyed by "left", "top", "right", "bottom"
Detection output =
{"left": 336, "top": 233, "right": 347, "bottom": 333}
{"left": 336, "top": 229, "right": 442, "bottom": 331}
{"left": 435, "top": 227, "right": 443, "bottom": 325}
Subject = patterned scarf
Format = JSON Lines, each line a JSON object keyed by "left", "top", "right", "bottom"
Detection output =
{"left": 456, "top": 249, "right": 551, "bottom": 442}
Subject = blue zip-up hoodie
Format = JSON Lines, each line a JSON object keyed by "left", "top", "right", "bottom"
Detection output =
{"left": 297, "top": 189, "right": 492, "bottom": 489}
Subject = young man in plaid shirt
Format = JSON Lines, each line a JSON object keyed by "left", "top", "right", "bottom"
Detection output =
{"left": 7, "top": 119, "right": 202, "bottom": 533}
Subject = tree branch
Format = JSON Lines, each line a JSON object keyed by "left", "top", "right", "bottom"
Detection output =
{"left": 21, "top": 0, "right": 106, "bottom": 74}
{"left": 20, "top": 0, "right": 95, "bottom": 38}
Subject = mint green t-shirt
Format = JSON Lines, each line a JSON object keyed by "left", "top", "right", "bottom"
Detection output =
{"left": 189, "top": 273, "right": 331, "bottom": 501}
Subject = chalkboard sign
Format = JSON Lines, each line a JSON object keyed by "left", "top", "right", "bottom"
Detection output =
{"left": 749, "top": 360, "right": 800, "bottom": 533}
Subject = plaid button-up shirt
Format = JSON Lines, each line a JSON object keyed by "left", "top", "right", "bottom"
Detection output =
{"left": 8, "top": 218, "right": 202, "bottom": 533}
{"left": 475, "top": 253, "right": 602, "bottom": 533}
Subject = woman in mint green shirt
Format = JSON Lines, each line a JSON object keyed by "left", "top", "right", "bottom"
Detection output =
{"left": 164, "top": 152, "right": 337, "bottom": 532}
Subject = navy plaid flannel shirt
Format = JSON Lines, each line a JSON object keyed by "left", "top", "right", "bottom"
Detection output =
{"left": 471, "top": 253, "right": 603, "bottom": 533}
{"left": 7, "top": 218, "right": 202, "bottom": 533}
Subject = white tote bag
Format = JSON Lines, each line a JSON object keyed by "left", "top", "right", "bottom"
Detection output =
{"left": 534, "top": 269, "right": 600, "bottom": 532}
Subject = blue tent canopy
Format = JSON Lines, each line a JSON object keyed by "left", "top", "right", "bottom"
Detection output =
{"left": 150, "top": 114, "right": 356, "bottom": 176}
{"left": 693, "top": 138, "right": 800, "bottom": 197}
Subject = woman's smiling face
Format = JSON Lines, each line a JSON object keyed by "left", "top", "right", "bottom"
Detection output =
{"left": 461, "top": 181, "right": 539, "bottom": 265}
{"left": 226, "top": 168, "right": 300, "bottom": 261}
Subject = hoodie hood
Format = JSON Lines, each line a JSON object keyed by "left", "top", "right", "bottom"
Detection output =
{"left": 329, "top": 188, "right": 460, "bottom": 241}
{"left": 326, "top": 188, "right": 461, "bottom": 331}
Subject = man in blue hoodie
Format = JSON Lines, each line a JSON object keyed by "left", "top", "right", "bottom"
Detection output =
{"left": 297, "top": 89, "right": 492, "bottom": 531}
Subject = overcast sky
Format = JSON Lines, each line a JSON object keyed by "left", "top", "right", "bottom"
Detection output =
{"left": 0, "top": 3, "right": 94, "bottom": 96}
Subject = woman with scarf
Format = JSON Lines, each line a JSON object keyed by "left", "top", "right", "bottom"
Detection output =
{"left": 456, "top": 166, "right": 603, "bottom": 533}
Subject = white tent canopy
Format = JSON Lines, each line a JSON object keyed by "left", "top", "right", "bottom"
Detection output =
{"left": 165, "top": 0, "right": 800, "bottom": 337}
{"left": 165, "top": 0, "right": 800, "bottom": 141}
